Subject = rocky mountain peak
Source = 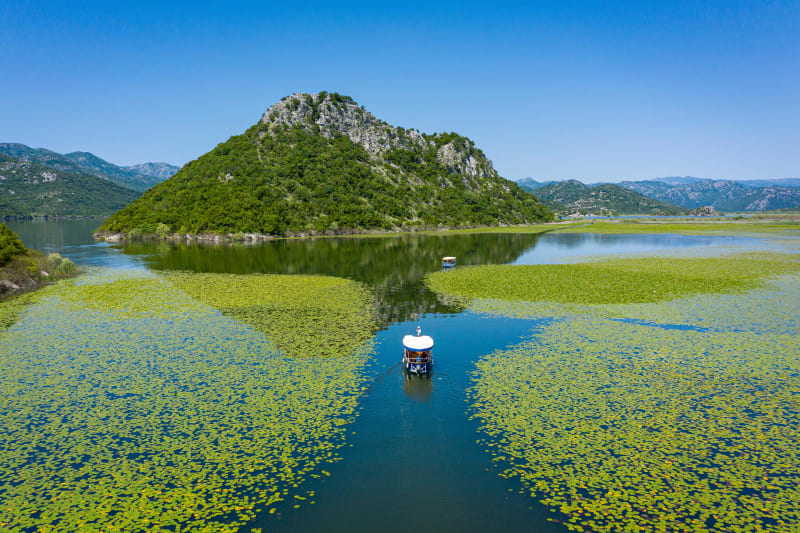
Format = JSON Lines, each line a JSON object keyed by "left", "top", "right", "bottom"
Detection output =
{"left": 260, "top": 91, "right": 496, "bottom": 180}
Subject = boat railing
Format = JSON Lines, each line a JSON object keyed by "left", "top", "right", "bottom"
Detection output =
{"left": 403, "top": 350, "right": 432, "bottom": 363}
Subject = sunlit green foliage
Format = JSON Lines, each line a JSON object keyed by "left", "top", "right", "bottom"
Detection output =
{"left": 1, "top": 226, "right": 81, "bottom": 301}
{"left": 162, "top": 271, "right": 377, "bottom": 358}
{"left": 425, "top": 253, "right": 800, "bottom": 305}
{"left": 0, "top": 269, "right": 372, "bottom": 531}
{"left": 470, "top": 310, "right": 800, "bottom": 532}
{"left": 98, "top": 113, "right": 552, "bottom": 237}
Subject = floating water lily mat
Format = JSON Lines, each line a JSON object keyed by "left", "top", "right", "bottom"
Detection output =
{"left": 428, "top": 252, "right": 800, "bottom": 532}
{"left": 0, "top": 269, "right": 374, "bottom": 531}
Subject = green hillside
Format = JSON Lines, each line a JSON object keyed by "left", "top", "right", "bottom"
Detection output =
{"left": 534, "top": 180, "right": 686, "bottom": 216}
{"left": 0, "top": 154, "right": 141, "bottom": 218}
{"left": 99, "top": 92, "right": 552, "bottom": 237}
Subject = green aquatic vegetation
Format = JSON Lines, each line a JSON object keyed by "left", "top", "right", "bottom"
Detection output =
{"left": 55, "top": 269, "right": 208, "bottom": 319}
{"left": 554, "top": 219, "right": 800, "bottom": 235}
{"left": 600, "top": 275, "right": 800, "bottom": 335}
{"left": 161, "top": 271, "right": 377, "bottom": 358}
{"left": 0, "top": 290, "right": 38, "bottom": 332}
{"left": 470, "top": 316, "right": 800, "bottom": 532}
{"left": 0, "top": 269, "right": 372, "bottom": 532}
{"left": 459, "top": 272, "right": 800, "bottom": 337}
{"left": 425, "top": 252, "right": 800, "bottom": 305}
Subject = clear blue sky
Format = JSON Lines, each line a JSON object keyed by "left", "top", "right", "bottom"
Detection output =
{"left": 2, "top": 1, "right": 798, "bottom": 182}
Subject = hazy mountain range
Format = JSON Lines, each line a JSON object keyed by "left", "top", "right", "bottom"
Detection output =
{"left": 516, "top": 177, "right": 800, "bottom": 213}
{"left": 619, "top": 179, "right": 800, "bottom": 212}
{"left": 0, "top": 143, "right": 180, "bottom": 192}
{"left": 0, "top": 154, "right": 140, "bottom": 218}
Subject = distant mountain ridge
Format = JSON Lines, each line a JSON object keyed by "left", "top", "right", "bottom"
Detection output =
{"left": 123, "top": 162, "right": 181, "bottom": 180}
{"left": 0, "top": 154, "right": 140, "bottom": 218}
{"left": 735, "top": 178, "right": 800, "bottom": 188}
{"left": 515, "top": 177, "right": 554, "bottom": 191}
{"left": 0, "top": 143, "right": 179, "bottom": 191}
{"left": 652, "top": 176, "right": 800, "bottom": 188}
{"left": 516, "top": 176, "right": 800, "bottom": 213}
{"left": 99, "top": 91, "right": 552, "bottom": 237}
{"left": 620, "top": 179, "right": 800, "bottom": 212}
{"left": 532, "top": 180, "right": 686, "bottom": 216}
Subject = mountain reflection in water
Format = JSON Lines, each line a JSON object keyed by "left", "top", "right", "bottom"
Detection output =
{"left": 121, "top": 232, "right": 545, "bottom": 329}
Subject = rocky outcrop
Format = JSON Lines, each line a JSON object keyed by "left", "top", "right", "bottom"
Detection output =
{"left": 260, "top": 92, "right": 495, "bottom": 180}
{"left": 689, "top": 206, "right": 720, "bottom": 216}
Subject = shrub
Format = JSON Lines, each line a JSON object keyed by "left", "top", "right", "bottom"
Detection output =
{"left": 54, "top": 258, "right": 76, "bottom": 277}
{"left": 0, "top": 224, "right": 28, "bottom": 267}
{"left": 155, "top": 223, "right": 171, "bottom": 238}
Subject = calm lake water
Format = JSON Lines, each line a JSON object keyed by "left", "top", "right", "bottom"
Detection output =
{"left": 3, "top": 219, "right": 768, "bottom": 532}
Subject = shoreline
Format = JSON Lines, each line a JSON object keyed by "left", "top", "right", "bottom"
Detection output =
{"left": 93, "top": 215, "right": 800, "bottom": 244}
{"left": 93, "top": 222, "right": 566, "bottom": 243}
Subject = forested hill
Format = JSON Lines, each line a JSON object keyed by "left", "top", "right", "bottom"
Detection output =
{"left": 0, "top": 154, "right": 141, "bottom": 218}
{"left": 534, "top": 180, "right": 686, "bottom": 216}
{"left": 98, "top": 92, "right": 553, "bottom": 238}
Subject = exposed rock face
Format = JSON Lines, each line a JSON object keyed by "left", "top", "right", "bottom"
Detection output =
{"left": 689, "top": 206, "right": 720, "bottom": 216}
{"left": 260, "top": 92, "right": 495, "bottom": 180}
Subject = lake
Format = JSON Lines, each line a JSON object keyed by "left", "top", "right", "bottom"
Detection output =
{"left": 2, "top": 219, "right": 797, "bottom": 532}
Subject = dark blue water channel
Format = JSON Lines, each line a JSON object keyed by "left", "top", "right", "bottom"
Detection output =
{"left": 6, "top": 219, "right": 760, "bottom": 532}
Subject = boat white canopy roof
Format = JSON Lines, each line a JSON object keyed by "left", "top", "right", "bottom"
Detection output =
{"left": 403, "top": 335, "right": 434, "bottom": 351}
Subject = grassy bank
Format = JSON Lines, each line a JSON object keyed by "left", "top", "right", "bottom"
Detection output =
{"left": 550, "top": 218, "right": 800, "bottom": 235}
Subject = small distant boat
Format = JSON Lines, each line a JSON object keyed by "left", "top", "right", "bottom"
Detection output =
{"left": 403, "top": 326, "right": 434, "bottom": 374}
{"left": 442, "top": 256, "right": 456, "bottom": 268}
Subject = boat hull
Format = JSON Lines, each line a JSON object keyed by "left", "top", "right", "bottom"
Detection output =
{"left": 405, "top": 361, "right": 432, "bottom": 374}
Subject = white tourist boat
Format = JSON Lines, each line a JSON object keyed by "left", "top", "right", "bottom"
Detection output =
{"left": 402, "top": 326, "right": 434, "bottom": 374}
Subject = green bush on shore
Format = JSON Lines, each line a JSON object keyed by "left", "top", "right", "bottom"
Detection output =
{"left": 0, "top": 223, "right": 28, "bottom": 267}
{"left": 0, "top": 225, "right": 80, "bottom": 301}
